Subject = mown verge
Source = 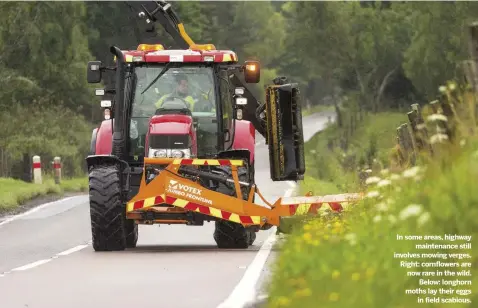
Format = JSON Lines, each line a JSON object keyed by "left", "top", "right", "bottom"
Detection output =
{"left": 0, "top": 176, "right": 88, "bottom": 213}
{"left": 266, "top": 83, "right": 478, "bottom": 307}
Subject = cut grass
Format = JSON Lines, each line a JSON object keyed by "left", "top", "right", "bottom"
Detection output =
{"left": 0, "top": 176, "right": 88, "bottom": 212}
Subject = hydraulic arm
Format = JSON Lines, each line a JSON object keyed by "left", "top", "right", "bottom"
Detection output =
{"left": 131, "top": 1, "right": 216, "bottom": 50}
{"left": 128, "top": 0, "right": 276, "bottom": 139}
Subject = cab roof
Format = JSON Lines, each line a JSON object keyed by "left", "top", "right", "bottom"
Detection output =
{"left": 120, "top": 48, "right": 238, "bottom": 64}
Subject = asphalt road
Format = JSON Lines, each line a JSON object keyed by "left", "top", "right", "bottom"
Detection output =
{"left": 0, "top": 110, "right": 334, "bottom": 308}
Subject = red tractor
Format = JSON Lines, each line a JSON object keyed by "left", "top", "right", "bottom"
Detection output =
{"left": 86, "top": 1, "right": 308, "bottom": 251}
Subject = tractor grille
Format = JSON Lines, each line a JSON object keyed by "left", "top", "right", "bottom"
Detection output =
{"left": 149, "top": 134, "right": 190, "bottom": 149}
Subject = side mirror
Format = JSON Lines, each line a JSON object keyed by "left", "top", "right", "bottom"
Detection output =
{"left": 244, "top": 60, "right": 260, "bottom": 83}
{"left": 87, "top": 61, "right": 102, "bottom": 83}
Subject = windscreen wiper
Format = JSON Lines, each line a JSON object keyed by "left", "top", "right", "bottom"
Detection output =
{"left": 141, "top": 62, "right": 172, "bottom": 95}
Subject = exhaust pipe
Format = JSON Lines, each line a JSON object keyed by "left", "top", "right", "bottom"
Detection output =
{"left": 110, "top": 46, "right": 127, "bottom": 159}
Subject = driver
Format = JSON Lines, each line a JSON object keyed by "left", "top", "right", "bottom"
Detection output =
{"left": 155, "top": 74, "right": 196, "bottom": 110}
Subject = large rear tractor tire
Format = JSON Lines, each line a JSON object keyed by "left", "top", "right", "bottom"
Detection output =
{"left": 125, "top": 220, "right": 138, "bottom": 248}
{"left": 89, "top": 165, "right": 127, "bottom": 251}
{"left": 213, "top": 165, "right": 257, "bottom": 249}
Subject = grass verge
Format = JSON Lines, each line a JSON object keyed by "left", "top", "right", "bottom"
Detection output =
{"left": 267, "top": 83, "right": 478, "bottom": 307}
{"left": 301, "top": 111, "right": 406, "bottom": 195}
{"left": 266, "top": 138, "right": 478, "bottom": 307}
{"left": 0, "top": 176, "right": 88, "bottom": 212}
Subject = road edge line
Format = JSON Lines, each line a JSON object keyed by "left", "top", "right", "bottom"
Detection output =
{"left": 216, "top": 187, "right": 295, "bottom": 308}
{"left": 0, "top": 196, "right": 80, "bottom": 227}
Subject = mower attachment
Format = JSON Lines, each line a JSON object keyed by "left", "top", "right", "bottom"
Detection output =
{"left": 126, "top": 158, "right": 363, "bottom": 227}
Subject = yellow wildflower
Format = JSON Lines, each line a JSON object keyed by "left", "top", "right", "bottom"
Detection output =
{"left": 351, "top": 272, "right": 360, "bottom": 281}
{"left": 303, "top": 232, "right": 312, "bottom": 242}
{"left": 331, "top": 270, "right": 340, "bottom": 279}
{"left": 294, "top": 288, "right": 311, "bottom": 297}
{"left": 329, "top": 292, "right": 340, "bottom": 301}
{"left": 276, "top": 296, "right": 290, "bottom": 306}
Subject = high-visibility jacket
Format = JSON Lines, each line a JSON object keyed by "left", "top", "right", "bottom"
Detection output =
{"left": 155, "top": 92, "right": 217, "bottom": 113}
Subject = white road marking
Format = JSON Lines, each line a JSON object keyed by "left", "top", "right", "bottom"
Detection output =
{"left": 56, "top": 244, "right": 90, "bottom": 256}
{"left": 217, "top": 186, "right": 296, "bottom": 308}
{"left": 217, "top": 229, "right": 277, "bottom": 308}
{"left": 287, "top": 181, "right": 297, "bottom": 188}
{"left": 0, "top": 241, "right": 91, "bottom": 278}
{"left": 0, "top": 196, "right": 77, "bottom": 227}
{"left": 11, "top": 259, "right": 52, "bottom": 271}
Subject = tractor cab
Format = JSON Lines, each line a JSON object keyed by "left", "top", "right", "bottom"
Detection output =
{"left": 87, "top": 43, "right": 260, "bottom": 165}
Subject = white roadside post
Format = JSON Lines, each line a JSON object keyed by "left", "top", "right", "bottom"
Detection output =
{"left": 53, "top": 156, "right": 61, "bottom": 184}
{"left": 32, "top": 155, "right": 42, "bottom": 184}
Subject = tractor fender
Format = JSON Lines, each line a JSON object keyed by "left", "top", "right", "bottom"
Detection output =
{"left": 86, "top": 155, "right": 124, "bottom": 171}
{"left": 95, "top": 119, "right": 113, "bottom": 155}
{"left": 232, "top": 120, "right": 255, "bottom": 164}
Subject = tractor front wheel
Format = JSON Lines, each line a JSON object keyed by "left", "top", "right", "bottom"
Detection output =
{"left": 213, "top": 165, "right": 257, "bottom": 249}
{"left": 89, "top": 165, "right": 127, "bottom": 251}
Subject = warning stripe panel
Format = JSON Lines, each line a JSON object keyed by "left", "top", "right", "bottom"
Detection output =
{"left": 127, "top": 194, "right": 165, "bottom": 212}
{"left": 171, "top": 159, "right": 243, "bottom": 166}
{"left": 169, "top": 196, "right": 260, "bottom": 224}
{"left": 127, "top": 195, "right": 260, "bottom": 225}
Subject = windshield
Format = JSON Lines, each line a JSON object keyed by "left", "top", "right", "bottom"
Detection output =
{"left": 128, "top": 64, "right": 219, "bottom": 157}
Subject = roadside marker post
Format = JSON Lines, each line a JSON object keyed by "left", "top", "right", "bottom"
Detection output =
{"left": 32, "top": 155, "right": 42, "bottom": 184}
{"left": 53, "top": 157, "right": 61, "bottom": 184}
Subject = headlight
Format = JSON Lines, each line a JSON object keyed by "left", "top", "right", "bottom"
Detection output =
{"left": 148, "top": 148, "right": 191, "bottom": 158}
{"left": 172, "top": 150, "right": 184, "bottom": 158}
{"left": 148, "top": 148, "right": 167, "bottom": 158}
{"left": 154, "top": 150, "right": 167, "bottom": 158}
{"left": 174, "top": 149, "right": 191, "bottom": 158}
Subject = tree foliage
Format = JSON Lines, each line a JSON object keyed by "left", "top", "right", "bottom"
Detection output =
{"left": 0, "top": 1, "right": 475, "bottom": 178}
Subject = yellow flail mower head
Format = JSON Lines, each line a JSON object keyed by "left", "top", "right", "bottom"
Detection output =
{"left": 125, "top": 157, "right": 363, "bottom": 231}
